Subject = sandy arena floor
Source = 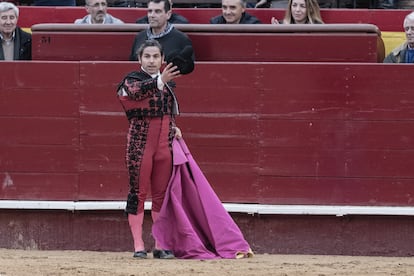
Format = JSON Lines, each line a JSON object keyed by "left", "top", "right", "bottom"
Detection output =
{"left": 1, "top": 249, "right": 414, "bottom": 275}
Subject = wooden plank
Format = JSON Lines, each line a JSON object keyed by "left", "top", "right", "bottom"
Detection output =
{"left": 32, "top": 32, "right": 132, "bottom": 61}
{"left": 190, "top": 33, "right": 377, "bottom": 62}
{"left": 0, "top": 117, "right": 79, "bottom": 146}
{"left": 79, "top": 145, "right": 125, "bottom": 172}
{"left": 0, "top": 61, "right": 79, "bottom": 88}
{"left": 78, "top": 172, "right": 128, "bottom": 200}
{"left": 256, "top": 176, "right": 414, "bottom": 206}
{"left": 0, "top": 88, "right": 79, "bottom": 117}
{"left": 1, "top": 145, "right": 79, "bottom": 172}
{"left": 258, "top": 120, "right": 414, "bottom": 150}
{"left": 176, "top": 63, "right": 262, "bottom": 113}
{"left": 258, "top": 63, "right": 414, "bottom": 120}
{"left": 178, "top": 116, "right": 258, "bottom": 148}
{"left": 259, "top": 147, "right": 414, "bottom": 178}
{"left": 80, "top": 114, "right": 126, "bottom": 145}
{"left": 79, "top": 62, "right": 136, "bottom": 112}
{"left": 32, "top": 24, "right": 383, "bottom": 62}
{"left": 0, "top": 172, "right": 78, "bottom": 200}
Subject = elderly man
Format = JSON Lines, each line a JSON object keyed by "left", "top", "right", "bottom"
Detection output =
{"left": 210, "top": 0, "right": 261, "bottom": 24}
{"left": 384, "top": 11, "right": 414, "bottom": 63}
{"left": 0, "top": 2, "right": 31, "bottom": 60}
{"left": 74, "top": 0, "right": 124, "bottom": 24}
{"left": 129, "top": 0, "right": 194, "bottom": 74}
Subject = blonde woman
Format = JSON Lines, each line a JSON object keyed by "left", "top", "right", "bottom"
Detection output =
{"left": 271, "top": 0, "right": 323, "bottom": 24}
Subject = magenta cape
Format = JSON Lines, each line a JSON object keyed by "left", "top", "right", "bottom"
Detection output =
{"left": 152, "top": 138, "right": 252, "bottom": 259}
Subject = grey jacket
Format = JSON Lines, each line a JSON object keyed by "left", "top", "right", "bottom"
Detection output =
{"left": 383, "top": 42, "right": 413, "bottom": 63}
{"left": 74, "top": 14, "right": 124, "bottom": 24}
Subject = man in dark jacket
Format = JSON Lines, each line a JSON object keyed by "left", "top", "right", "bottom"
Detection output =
{"left": 136, "top": 12, "right": 189, "bottom": 24}
{"left": 135, "top": 0, "right": 190, "bottom": 24}
{"left": 384, "top": 11, "right": 414, "bottom": 63}
{"left": 0, "top": 2, "right": 31, "bottom": 60}
{"left": 129, "top": 0, "right": 194, "bottom": 75}
{"left": 210, "top": 0, "right": 261, "bottom": 24}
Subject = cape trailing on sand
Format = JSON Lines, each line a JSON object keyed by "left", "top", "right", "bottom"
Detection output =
{"left": 153, "top": 138, "right": 253, "bottom": 259}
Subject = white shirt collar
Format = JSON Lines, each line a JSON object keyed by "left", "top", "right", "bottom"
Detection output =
{"left": 0, "top": 31, "right": 15, "bottom": 42}
{"left": 141, "top": 67, "right": 160, "bottom": 78}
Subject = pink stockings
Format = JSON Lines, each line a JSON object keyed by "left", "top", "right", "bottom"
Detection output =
{"left": 151, "top": 211, "right": 162, "bottom": 249}
{"left": 128, "top": 211, "right": 162, "bottom": 251}
{"left": 128, "top": 212, "right": 144, "bottom": 251}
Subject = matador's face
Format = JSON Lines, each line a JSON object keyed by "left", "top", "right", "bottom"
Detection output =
{"left": 139, "top": 46, "right": 163, "bottom": 75}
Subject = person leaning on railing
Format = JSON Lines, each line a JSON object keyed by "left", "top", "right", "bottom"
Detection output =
{"left": 271, "top": 0, "right": 323, "bottom": 24}
{"left": 0, "top": 2, "right": 31, "bottom": 60}
{"left": 383, "top": 11, "right": 414, "bottom": 63}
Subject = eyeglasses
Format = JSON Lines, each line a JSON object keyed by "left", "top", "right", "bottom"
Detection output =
{"left": 87, "top": 2, "right": 107, "bottom": 8}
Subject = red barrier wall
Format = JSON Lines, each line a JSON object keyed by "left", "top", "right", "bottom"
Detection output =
{"left": 2, "top": 61, "right": 414, "bottom": 206}
{"left": 30, "top": 24, "right": 383, "bottom": 62}
{"left": 18, "top": 7, "right": 411, "bottom": 32}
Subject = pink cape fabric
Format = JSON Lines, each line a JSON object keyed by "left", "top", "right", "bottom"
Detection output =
{"left": 152, "top": 138, "right": 252, "bottom": 259}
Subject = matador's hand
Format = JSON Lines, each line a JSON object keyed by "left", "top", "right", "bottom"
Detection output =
{"left": 173, "top": 126, "right": 182, "bottom": 139}
{"left": 161, "top": 63, "right": 181, "bottom": 84}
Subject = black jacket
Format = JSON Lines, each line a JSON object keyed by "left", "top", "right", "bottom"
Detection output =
{"left": 209, "top": 12, "right": 261, "bottom": 24}
{"left": 0, "top": 27, "right": 32, "bottom": 60}
{"left": 136, "top": 13, "right": 190, "bottom": 24}
{"left": 129, "top": 27, "right": 195, "bottom": 75}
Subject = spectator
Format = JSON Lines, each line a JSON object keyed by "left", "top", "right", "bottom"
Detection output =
{"left": 269, "top": 0, "right": 288, "bottom": 8}
{"left": 271, "top": 0, "right": 323, "bottom": 24}
{"left": 255, "top": 0, "right": 271, "bottom": 8}
{"left": 384, "top": 11, "right": 414, "bottom": 63}
{"left": 107, "top": 0, "right": 129, "bottom": 6}
{"left": 0, "top": 1, "right": 20, "bottom": 5}
{"left": 118, "top": 39, "right": 182, "bottom": 259}
{"left": 0, "top": 2, "right": 31, "bottom": 60}
{"left": 210, "top": 0, "right": 261, "bottom": 24}
{"left": 129, "top": 0, "right": 194, "bottom": 75}
{"left": 33, "top": 0, "right": 76, "bottom": 5}
{"left": 376, "top": 0, "right": 398, "bottom": 9}
{"left": 135, "top": 0, "right": 189, "bottom": 24}
{"left": 74, "top": 0, "right": 124, "bottom": 24}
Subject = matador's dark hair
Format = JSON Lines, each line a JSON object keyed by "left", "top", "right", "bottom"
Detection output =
{"left": 137, "top": 40, "right": 164, "bottom": 58}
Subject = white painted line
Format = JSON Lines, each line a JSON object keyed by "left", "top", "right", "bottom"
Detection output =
{"left": 1, "top": 200, "right": 414, "bottom": 216}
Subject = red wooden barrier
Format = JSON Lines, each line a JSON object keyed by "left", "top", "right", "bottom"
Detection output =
{"left": 18, "top": 7, "right": 411, "bottom": 32}
{"left": 1, "top": 61, "right": 414, "bottom": 206}
{"left": 0, "top": 61, "right": 80, "bottom": 200}
{"left": 30, "top": 24, "right": 384, "bottom": 62}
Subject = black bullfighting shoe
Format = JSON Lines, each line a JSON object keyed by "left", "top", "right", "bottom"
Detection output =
{"left": 152, "top": 249, "right": 175, "bottom": 259}
{"left": 133, "top": 250, "right": 147, "bottom": 259}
